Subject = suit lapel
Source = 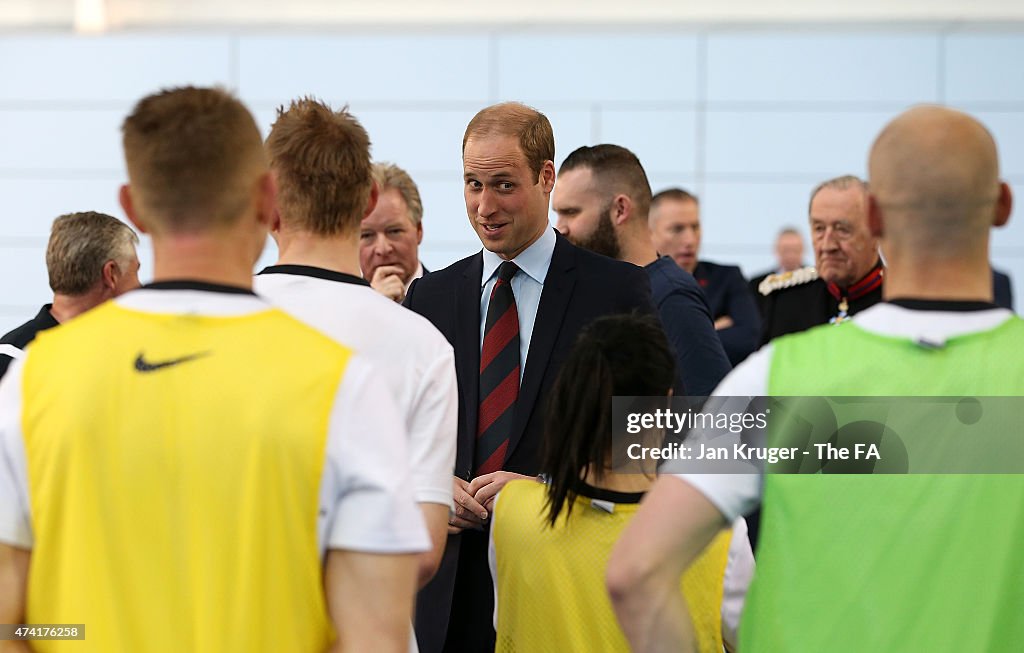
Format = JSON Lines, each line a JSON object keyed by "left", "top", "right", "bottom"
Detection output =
{"left": 507, "top": 235, "right": 577, "bottom": 461}
{"left": 455, "top": 254, "right": 483, "bottom": 476}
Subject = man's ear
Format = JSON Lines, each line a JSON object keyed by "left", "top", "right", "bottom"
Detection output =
{"left": 867, "top": 194, "right": 884, "bottom": 238}
{"left": 101, "top": 259, "right": 120, "bottom": 292}
{"left": 119, "top": 185, "right": 149, "bottom": 235}
{"left": 540, "top": 160, "right": 556, "bottom": 194}
{"left": 613, "top": 194, "right": 632, "bottom": 226}
{"left": 363, "top": 180, "right": 380, "bottom": 219}
{"left": 255, "top": 171, "right": 277, "bottom": 229}
{"left": 270, "top": 207, "right": 282, "bottom": 234}
{"left": 994, "top": 181, "right": 1013, "bottom": 228}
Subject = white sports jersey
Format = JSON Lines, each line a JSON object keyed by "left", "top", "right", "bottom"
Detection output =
{"left": 0, "top": 285, "right": 431, "bottom": 558}
{"left": 255, "top": 266, "right": 458, "bottom": 508}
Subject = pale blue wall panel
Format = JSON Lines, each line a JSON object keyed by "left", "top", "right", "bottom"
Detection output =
{"left": 707, "top": 33, "right": 939, "bottom": 104}
{"left": 945, "top": 34, "right": 1024, "bottom": 104}
{"left": 0, "top": 110, "right": 124, "bottom": 172}
{"left": 497, "top": 33, "right": 699, "bottom": 104}
{"left": 0, "top": 178, "right": 124, "bottom": 239}
{"left": 237, "top": 35, "right": 491, "bottom": 105}
{"left": 0, "top": 35, "right": 232, "bottom": 103}
{"left": 647, "top": 175, "right": 699, "bottom": 197}
{"left": 358, "top": 108, "right": 476, "bottom": 174}
{"left": 545, "top": 109, "right": 595, "bottom": 168}
{"left": 704, "top": 111, "right": 891, "bottom": 176}
{"left": 417, "top": 178, "right": 475, "bottom": 244}
{"left": 701, "top": 181, "right": 813, "bottom": 265}
{"left": 598, "top": 109, "right": 698, "bottom": 175}
{"left": 0, "top": 246, "right": 50, "bottom": 308}
{"left": 970, "top": 111, "right": 1024, "bottom": 178}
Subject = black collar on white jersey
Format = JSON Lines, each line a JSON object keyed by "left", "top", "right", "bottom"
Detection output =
{"left": 887, "top": 299, "right": 1000, "bottom": 312}
{"left": 142, "top": 280, "right": 257, "bottom": 296}
{"left": 257, "top": 265, "right": 370, "bottom": 287}
{"left": 573, "top": 481, "right": 645, "bottom": 505}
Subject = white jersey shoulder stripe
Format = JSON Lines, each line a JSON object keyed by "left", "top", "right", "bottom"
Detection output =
{"left": 0, "top": 345, "right": 24, "bottom": 360}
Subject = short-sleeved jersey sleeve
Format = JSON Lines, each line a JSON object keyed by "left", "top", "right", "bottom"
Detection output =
{"left": 0, "top": 356, "right": 32, "bottom": 548}
{"left": 407, "top": 346, "right": 457, "bottom": 507}
{"left": 318, "top": 356, "right": 431, "bottom": 555}
{"left": 666, "top": 345, "right": 774, "bottom": 521}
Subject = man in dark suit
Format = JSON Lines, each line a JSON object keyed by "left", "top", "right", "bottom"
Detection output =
{"left": 758, "top": 176, "right": 884, "bottom": 345}
{"left": 993, "top": 268, "right": 1014, "bottom": 310}
{"left": 361, "top": 162, "right": 429, "bottom": 303}
{"left": 748, "top": 227, "right": 807, "bottom": 315}
{"left": 551, "top": 143, "right": 732, "bottom": 396}
{"left": 648, "top": 188, "right": 760, "bottom": 365}
{"left": 404, "top": 102, "right": 655, "bottom": 653}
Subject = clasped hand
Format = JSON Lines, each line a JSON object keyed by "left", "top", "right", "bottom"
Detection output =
{"left": 447, "top": 472, "right": 535, "bottom": 534}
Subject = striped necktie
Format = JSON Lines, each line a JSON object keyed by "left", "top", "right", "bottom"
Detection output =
{"left": 475, "top": 261, "right": 520, "bottom": 475}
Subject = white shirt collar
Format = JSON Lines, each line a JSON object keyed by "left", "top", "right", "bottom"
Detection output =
{"left": 116, "top": 287, "right": 270, "bottom": 316}
{"left": 481, "top": 226, "right": 556, "bottom": 287}
{"left": 404, "top": 261, "right": 425, "bottom": 293}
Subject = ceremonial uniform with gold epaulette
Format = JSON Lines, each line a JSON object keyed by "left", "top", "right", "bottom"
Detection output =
{"left": 758, "top": 261, "right": 884, "bottom": 345}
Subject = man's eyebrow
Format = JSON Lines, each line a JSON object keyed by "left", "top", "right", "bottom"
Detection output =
{"left": 464, "top": 170, "right": 515, "bottom": 181}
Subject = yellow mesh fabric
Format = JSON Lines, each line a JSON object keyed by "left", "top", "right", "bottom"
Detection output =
{"left": 21, "top": 303, "right": 350, "bottom": 653}
{"left": 492, "top": 479, "right": 729, "bottom": 653}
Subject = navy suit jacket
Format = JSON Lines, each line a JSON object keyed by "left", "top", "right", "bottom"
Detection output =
{"left": 692, "top": 260, "right": 761, "bottom": 366}
{"left": 404, "top": 231, "right": 655, "bottom": 653}
{"left": 646, "top": 257, "right": 732, "bottom": 396}
{"left": 993, "top": 269, "right": 1014, "bottom": 311}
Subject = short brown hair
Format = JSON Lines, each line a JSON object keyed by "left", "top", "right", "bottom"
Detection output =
{"left": 559, "top": 144, "right": 653, "bottom": 219}
{"left": 47, "top": 211, "right": 139, "bottom": 295}
{"left": 267, "top": 98, "right": 373, "bottom": 236}
{"left": 462, "top": 102, "right": 554, "bottom": 179}
{"left": 651, "top": 187, "right": 699, "bottom": 211}
{"left": 372, "top": 162, "right": 423, "bottom": 226}
{"left": 121, "top": 86, "right": 266, "bottom": 234}
{"left": 808, "top": 175, "right": 868, "bottom": 213}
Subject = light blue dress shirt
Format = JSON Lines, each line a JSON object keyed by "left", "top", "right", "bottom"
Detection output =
{"left": 479, "top": 226, "right": 556, "bottom": 384}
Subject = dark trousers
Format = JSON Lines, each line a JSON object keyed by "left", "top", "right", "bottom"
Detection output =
{"left": 442, "top": 529, "right": 495, "bottom": 653}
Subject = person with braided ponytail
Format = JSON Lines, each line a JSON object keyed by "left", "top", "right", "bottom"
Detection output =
{"left": 486, "top": 313, "right": 752, "bottom": 652}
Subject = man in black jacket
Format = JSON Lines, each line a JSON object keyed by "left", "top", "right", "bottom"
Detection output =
{"left": 758, "top": 175, "right": 884, "bottom": 345}
{"left": 405, "top": 102, "right": 655, "bottom": 653}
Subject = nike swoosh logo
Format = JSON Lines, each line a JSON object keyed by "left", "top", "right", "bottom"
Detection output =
{"left": 134, "top": 351, "right": 211, "bottom": 373}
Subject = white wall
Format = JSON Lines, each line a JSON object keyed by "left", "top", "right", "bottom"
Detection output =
{"left": 1, "top": 27, "right": 1023, "bottom": 331}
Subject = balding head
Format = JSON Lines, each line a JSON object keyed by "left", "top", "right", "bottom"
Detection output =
{"left": 868, "top": 106, "right": 1011, "bottom": 261}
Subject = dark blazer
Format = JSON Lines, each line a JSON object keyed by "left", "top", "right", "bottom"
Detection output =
{"left": 759, "top": 277, "right": 883, "bottom": 345}
{"left": 646, "top": 257, "right": 732, "bottom": 396}
{"left": 993, "top": 269, "right": 1014, "bottom": 311}
{"left": 405, "top": 231, "right": 655, "bottom": 653}
{"left": 692, "top": 260, "right": 761, "bottom": 366}
{"left": 0, "top": 304, "right": 58, "bottom": 381}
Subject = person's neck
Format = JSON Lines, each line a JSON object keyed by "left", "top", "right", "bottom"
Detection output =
{"left": 582, "top": 466, "right": 655, "bottom": 494}
{"left": 618, "top": 232, "right": 658, "bottom": 267}
{"left": 274, "top": 230, "right": 361, "bottom": 277}
{"left": 882, "top": 257, "right": 994, "bottom": 302}
{"left": 50, "top": 288, "right": 108, "bottom": 323}
{"left": 151, "top": 232, "right": 256, "bottom": 289}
